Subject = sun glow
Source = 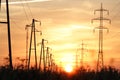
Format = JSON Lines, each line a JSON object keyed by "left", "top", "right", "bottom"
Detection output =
{"left": 64, "top": 64, "right": 73, "bottom": 73}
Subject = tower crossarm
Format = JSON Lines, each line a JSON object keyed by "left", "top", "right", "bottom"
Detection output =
{"left": 91, "top": 17, "right": 111, "bottom": 24}
{"left": 93, "top": 26, "right": 109, "bottom": 33}
{"left": 94, "top": 9, "right": 109, "bottom": 15}
{"left": 42, "top": 39, "right": 48, "bottom": 44}
{"left": 0, "top": 21, "right": 7, "bottom": 24}
{"left": 25, "top": 24, "right": 31, "bottom": 30}
{"left": 94, "top": 3, "right": 109, "bottom": 15}
{"left": 26, "top": 25, "right": 42, "bottom": 34}
{"left": 34, "top": 19, "right": 41, "bottom": 26}
{"left": 37, "top": 39, "right": 48, "bottom": 46}
{"left": 35, "top": 28, "right": 42, "bottom": 35}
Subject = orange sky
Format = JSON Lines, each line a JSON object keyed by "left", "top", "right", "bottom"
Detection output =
{"left": 0, "top": 0, "right": 120, "bottom": 69}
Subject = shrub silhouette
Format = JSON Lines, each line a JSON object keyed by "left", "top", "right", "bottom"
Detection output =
{"left": 0, "top": 65, "right": 119, "bottom": 80}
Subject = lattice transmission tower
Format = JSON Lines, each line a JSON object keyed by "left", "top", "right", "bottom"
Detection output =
{"left": 25, "top": 25, "right": 29, "bottom": 68}
{"left": 76, "top": 49, "right": 79, "bottom": 69}
{"left": 39, "top": 39, "right": 48, "bottom": 71}
{"left": 76, "top": 41, "right": 87, "bottom": 68}
{"left": 28, "top": 19, "right": 41, "bottom": 69}
{"left": 91, "top": 3, "right": 111, "bottom": 71}
{"left": 0, "top": 0, "right": 13, "bottom": 69}
{"left": 46, "top": 47, "right": 52, "bottom": 71}
{"left": 79, "top": 41, "right": 87, "bottom": 67}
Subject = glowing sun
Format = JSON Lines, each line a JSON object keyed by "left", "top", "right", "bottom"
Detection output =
{"left": 64, "top": 64, "right": 73, "bottom": 73}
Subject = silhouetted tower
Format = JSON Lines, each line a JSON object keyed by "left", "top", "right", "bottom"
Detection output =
{"left": 76, "top": 49, "right": 79, "bottom": 69}
{"left": 25, "top": 26, "right": 28, "bottom": 68}
{"left": 51, "top": 59, "right": 55, "bottom": 72}
{"left": 0, "top": 0, "right": 13, "bottom": 69}
{"left": 49, "top": 53, "right": 53, "bottom": 71}
{"left": 25, "top": 25, "right": 31, "bottom": 68}
{"left": 79, "top": 41, "right": 87, "bottom": 67}
{"left": 46, "top": 47, "right": 51, "bottom": 70}
{"left": 39, "top": 39, "right": 48, "bottom": 71}
{"left": 28, "top": 19, "right": 41, "bottom": 69}
{"left": 91, "top": 3, "right": 111, "bottom": 71}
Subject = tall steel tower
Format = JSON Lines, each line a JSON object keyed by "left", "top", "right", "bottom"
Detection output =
{"left": 49, "top": 53, "right": 53, "bottom": 71}
{"left": 91, "top": 3, "right": 111, "bottom": 71}
{"left": 28, "top": 19, "right": 41, "bottom": 69}
{"left": 46, "top": 47, "right": 52, "bottom": 71}
{"left": 0, "top": 0, "right": 13, "bottom": 69}
{"left": 25, "top": 25, "right": 29, "bottom": 68}
{"left": 25, "top": 25, "right": 32, "bottom": 68}
{"left": 79, "top": 41, "right": 87, "bottom": 67}
{"left": 39, "top": 39, "right": 48, "bottom": 71}
{"left": 76, "top": 49, "right": 79, "bottom": 69}
{"left": 76, "top": 41, "right": 87, "bottom": 68}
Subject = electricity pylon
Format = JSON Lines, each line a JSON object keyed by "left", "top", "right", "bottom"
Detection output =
{"left": 91, "top": 3, "right": 111, "bottom": 71}
{"left": 39, "top": 39, "right": 48, "bottom": 71}
{"left": 25, "top": 25, "right": 32, "bottom": 68}
{"left": 79, "top": 41, "right": 87, "bottom": 67}
{"left": 25, "top": 25, "right": 29, "bottom": 68}
{"left": 28, "top": 19, "right": 41, "bottom": 70}
{"left": 0, "top": 0, "right": 13, "bottom": 69}
{"left": 49, "top": 53, "right": 53, "bottom": 71}
{"left": 46, "top": 47, "right": 52, "bottom": 71}
{"left": 76, "top": 49, "right": 79, "bottom": 69}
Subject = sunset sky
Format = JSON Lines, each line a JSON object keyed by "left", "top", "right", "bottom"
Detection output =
{"left": 0, "top": 0, "right": 120, "bottom": 70}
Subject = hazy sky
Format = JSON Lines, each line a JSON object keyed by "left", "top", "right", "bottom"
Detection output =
{"left": 0, "top": 0, "right": 120, "bottom": 69}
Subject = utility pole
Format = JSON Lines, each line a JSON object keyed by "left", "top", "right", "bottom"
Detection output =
{"left": 39, "top": 39, "right": 48, "bottom": 71}
{"left": 91, "top": 3, "right": 111, "bottom": 71}
{"left": 0, "top": 0, "right": 13, "bottom": 69}
{"left": 28, "top": 19, "right": 41, "bottom": 70}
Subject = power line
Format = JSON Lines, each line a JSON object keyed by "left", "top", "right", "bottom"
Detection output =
{"left": 20, "top": 0, "right": 30, "bottom": 23}
{"left": 24, "top": 0, "right": 34, "bottom": 19}
{"left": 10, "top": 19, "right": 23, "bottom": 31}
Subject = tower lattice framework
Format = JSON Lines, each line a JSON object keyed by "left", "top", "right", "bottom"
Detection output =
{"left": 28, "top": 19, "right": 41, "bottom": 69}
{"left": 91, "top": 3, "right": 111, "bottom": 71}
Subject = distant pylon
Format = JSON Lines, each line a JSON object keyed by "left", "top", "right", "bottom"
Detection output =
{"left": 0, "top": 0, "right": 13, "bottom": 69}
{"left": 46, "top": 47, "right": 52, "bottom": 71}
{"left": 25, "top": 25, "right": 31, "bottom": 68}
{"left": 76, "top": 50, "right": 79, "bottom": 69}
{"left": 39, "top": 39, "right": 48, "bottom": 71}
{"left": 49, "top": 53, "right": 53, "bottom": 71}
{"left": 91, "top": 3, "right": 111, "bottom": 71}
{"left": 28, "top": 19, "right": 41, "bottom": 69}
{"left": 79, "top": 41, "right": 87, "bottom": 67}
